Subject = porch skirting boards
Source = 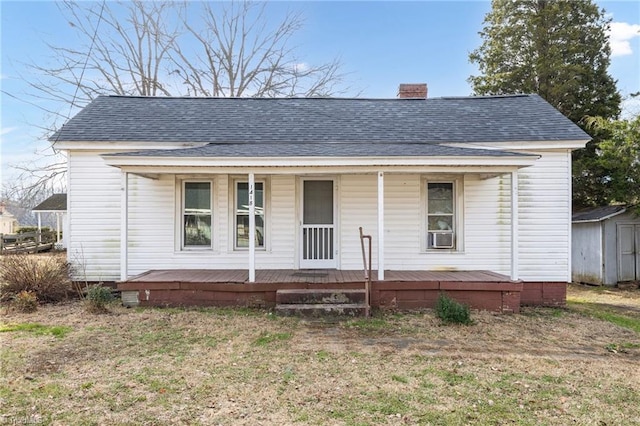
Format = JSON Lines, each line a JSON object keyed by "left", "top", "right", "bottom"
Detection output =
{"left": 115, "top": 270, "right": 549, "bottom": 314}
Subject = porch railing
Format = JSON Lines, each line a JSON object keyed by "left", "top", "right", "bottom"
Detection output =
{"left": 0, "top": 231, "right": 56, "bottom": 254}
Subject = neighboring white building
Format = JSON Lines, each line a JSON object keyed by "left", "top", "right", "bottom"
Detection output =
{"left": 51, "top": 85, "right": 590, "bottom": 308}
{"left": 0, "top": 202, "right": 19, "bottom": 235}
{"left": 572, "top": 205, "right": 640, "bottom": 286}
{"left": 32, "top": 193, "right": 68, "bottom": 249}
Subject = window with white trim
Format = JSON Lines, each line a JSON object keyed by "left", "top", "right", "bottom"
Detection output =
{"left": 182, "top": 181, "right": 212, "bottom": 249}
{"left": 234, "top": 181, "right": 265, "bottom": 249}
{"left": 427, "top": 181, "right": 456, "bottom": 249}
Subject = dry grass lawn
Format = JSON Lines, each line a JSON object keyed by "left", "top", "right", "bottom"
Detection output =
{"left": 1, "top": 283, "right": 639, "bottom": 425}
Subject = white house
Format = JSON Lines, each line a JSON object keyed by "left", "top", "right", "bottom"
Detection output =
{"left": 0, "top": 202, "right": 19, "bottom": 235}
{"left": 51, "top": 85, "right": 590, "bottom": 312}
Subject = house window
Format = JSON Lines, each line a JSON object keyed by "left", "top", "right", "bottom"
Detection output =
{"left": 235, "top": 181, "right": 265, "bottom": 249}
{"left": 427, "top": 182, "right": 455, "bottom": 249}
{"left": 183, "top": 181, "right": 212, "bottom": 248}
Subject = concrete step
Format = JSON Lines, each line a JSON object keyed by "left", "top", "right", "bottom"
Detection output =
{"left": 275, "top": 303, "right": 367, "bottom": 317}
{"left": 276, "top": 289, "right": 366, "bottom": 305}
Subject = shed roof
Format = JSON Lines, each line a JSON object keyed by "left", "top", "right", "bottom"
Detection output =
{"left": 32, "top": 194, "right": 67, "bottom": 212}
{"left": 51, "top": 94, "right": 590, "bottom": 145}
{"left": 572, "top": 205, "right": 627, "bottom": 223}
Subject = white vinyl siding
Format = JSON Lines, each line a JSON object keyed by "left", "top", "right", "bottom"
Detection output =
{"left": 126, "top": 174, "right": 295, "bottom": 275}
{"left": 381, "top": 174, "right": 511, "bottom": 273}
{"left": 339, "top": 175, "right": 377, "bottom": 270}
{"left": 516, "top": 149, "right": 571, "bottom": 281}
{"left": 67, "top": 151, "right": 123, "bottom": 281}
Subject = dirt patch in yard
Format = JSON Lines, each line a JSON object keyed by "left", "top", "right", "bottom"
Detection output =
{"left": 1, "top": 286, "right": 639, "bottom": 425}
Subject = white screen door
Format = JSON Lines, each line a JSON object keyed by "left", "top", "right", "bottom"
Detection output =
{"left": 300, "top": 179, "right": 336, "bottom": 268}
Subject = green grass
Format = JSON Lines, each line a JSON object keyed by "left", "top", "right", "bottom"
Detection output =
{"left": 605, "top": 342, "right": 640, "bottom": 352}
{"left": 391, "top": 374, "right": 408, "bottom": 384}
{"left": 0, "top": 322, "right": 72, "bottom": 338}
{"left": 252, "top": 331, "right": 292, "bottom": 346}
{"left": 2, "top": 301, "right": 638, "bottom": 425}
{"left": 567, "top": 300, "right": 640, "bottom": 332}
{"left": 344, "top": 317, "right": 390, "bottom": 331}
{"left": 316, "top": 349, "right": 330, "bottom": 361}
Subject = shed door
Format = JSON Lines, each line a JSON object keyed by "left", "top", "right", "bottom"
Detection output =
{"left": 617, "top": 224, "right": 640, "bottom": 281}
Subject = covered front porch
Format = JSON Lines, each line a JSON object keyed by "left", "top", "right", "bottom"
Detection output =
{"left": 118, "top": 269, "right": 523, "bottom": 313}
{"left": 103, "top": 141, "right": 540, "bottom": 285}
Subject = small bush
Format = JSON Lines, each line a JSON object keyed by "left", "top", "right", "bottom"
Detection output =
{"left": 435, "top": 293, "right": 472, "bottom": 325}
{"left": 0, "top": 254, "right": 72, "bottom": 302}
{"left": 85, "top": 284, "right": 113, "bottom": 313}
{"left": 12, "top": 291, "right": 38, "bottom": 313}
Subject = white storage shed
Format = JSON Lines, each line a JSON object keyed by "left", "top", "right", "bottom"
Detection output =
{"left": 572, "top": 206, "right": 640, "bottom": 286}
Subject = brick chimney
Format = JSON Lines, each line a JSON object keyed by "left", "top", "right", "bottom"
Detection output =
{"left": 398, "top": 83, "right": 428, "bottom": 99}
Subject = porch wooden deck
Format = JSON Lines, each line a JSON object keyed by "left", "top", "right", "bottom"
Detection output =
{"left": 125, "top": 269, "right": 512, "bottom": 285}
{"left": 119, "top": 269, "right": 523, "bottom": 313}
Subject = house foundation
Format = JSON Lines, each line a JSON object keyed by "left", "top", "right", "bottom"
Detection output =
{"left": 118, "top": 269, "right": 528, "bottom": 314}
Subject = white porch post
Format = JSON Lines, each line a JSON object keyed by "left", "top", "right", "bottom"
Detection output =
{"left": 378, "top": 171, "right": 385, "bottom": 280}
{"left": 56, "top": 213, "right": 61, "bottom": 242}
{"left": 120, "top": 172, "right": 129, "bottom": 282}
{"left": 248, "top": 172, "right": 256, "bottom": 283}
{"left": 510, "top": 170, "right": 519, "bottom": 281}
{"left": 37, "top": 212, "right": 42, "bottom": 243}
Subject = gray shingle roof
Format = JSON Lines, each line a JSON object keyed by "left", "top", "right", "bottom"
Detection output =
{"left": 52, "top": 94, "right": 590, "bottom": 144}
{"left": 32, "top": 194, "right": 67, "bottom": 212}
{"left": 572, "top": 205, "right": 627, "bottom": 223}
{"left": 108, "top": 142, "right": 534, "bottom": 158}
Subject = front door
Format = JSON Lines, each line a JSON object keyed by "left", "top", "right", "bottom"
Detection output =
{"left": 618, "top": 224, "right": 640, "bottom": 281}
{"left": 300, "top": 179, "right": 336, "bottom": 268}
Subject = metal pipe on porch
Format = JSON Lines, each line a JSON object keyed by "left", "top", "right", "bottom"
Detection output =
{"left": 120, "top": 172, "right": 129, "bottom": 282}
{"left": 378, "top": 171, "right": 385, "bottom": 281}
{"left": 249, "top": 172, "right": 256, "bottom": 283}
{"left": 511, "top": 170, "right": 519, "bottom": 281}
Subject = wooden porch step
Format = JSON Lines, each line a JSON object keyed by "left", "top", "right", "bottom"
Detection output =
{"left": 275, "top": 303, "right": 366, "bottom": 317}
{"left": 276, "top": 289, "right": 366, "bottom": 305}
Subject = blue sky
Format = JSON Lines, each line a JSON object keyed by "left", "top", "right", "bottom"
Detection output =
{"left": 1, "top": 1, "right": 639, "bottom": 188}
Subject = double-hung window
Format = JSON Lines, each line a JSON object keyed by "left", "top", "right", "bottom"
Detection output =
{"left": 235, "top": 181, "right": 265, "bottom": 249}
{"left": 182, "top": 181, "right": 212, "bottom": 249}
{"left": 427, "top": 181, "right": 456, "bottom": 249}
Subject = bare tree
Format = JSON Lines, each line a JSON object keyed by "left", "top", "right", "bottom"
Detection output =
{"left": 5, "top": 0, "right": 348, "bottom": 204}
{"left": 21, "top": 0, "right": 181, "bottom": 131}
{"left": 173, "top": 2, "right": 345, "bottom": 97}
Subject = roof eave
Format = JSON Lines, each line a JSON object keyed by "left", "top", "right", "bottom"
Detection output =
{"left": 447, "top": 139, "right": 590, "bottom": 151}
{"left": 102, "top": 154, "right": 539, "bottom": 168}
{"left": 53, "top": 141, "right": 209, "bottom": 150}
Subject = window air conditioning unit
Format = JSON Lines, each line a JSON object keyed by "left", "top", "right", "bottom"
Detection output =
{"left": 431, "top": 232, "right": 454, "bottom": 249}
